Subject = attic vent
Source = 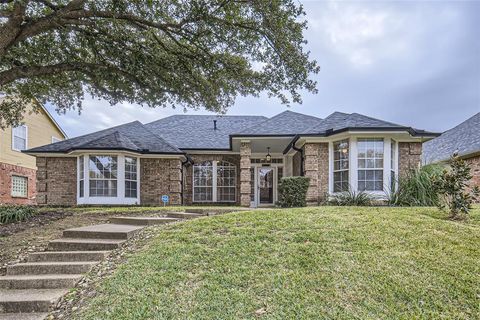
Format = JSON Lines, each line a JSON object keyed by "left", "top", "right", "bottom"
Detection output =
{"left": 213, "top": 120, "right": 217, "bottom": 130}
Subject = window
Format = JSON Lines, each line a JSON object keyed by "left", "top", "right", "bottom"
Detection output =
{"left": 79, "top": 156, "right": 84, "bottom": 198}
{"left": 52, "top": 136, "right": 62, "bottom": 143}
{"left": 357, "top": 138, "right": 384, "bottom": 191}
{"left": 391, "top": 139, "right": 397, "bottom": 191}
{"left": 89, "top": 155, "right": 117, "bottom": 197}
{"left": 125, "top": 157, "right": 137, "bottom": 198}
{"left": 12, "top": 125, "right": 27, "bottom": 151}
{"left": 217, "top": 161, "right": 236, "bottom": 202}
{"left": 11, "top": 176, "right": 28, "bottom": 198}
{"left": 333, "top": 139, "right": 349, "bottom": 192}
{"left": 193, "top": 160, "right": 236, "bottom": 202}
{"left": 193, "top": 161, "right": 213, "bottom": 202}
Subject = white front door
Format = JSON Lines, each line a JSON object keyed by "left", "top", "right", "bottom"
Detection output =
{"left": 256, "top": 167, "right": 275, "bottom": 206}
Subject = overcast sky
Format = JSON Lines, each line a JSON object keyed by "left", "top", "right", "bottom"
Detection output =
{"left": 46, "top": 0, "right": 480, "bottom": 138}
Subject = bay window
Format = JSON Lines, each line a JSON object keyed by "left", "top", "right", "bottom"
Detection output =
{"left": 79, "top": 156, "right": 84, "bottom": 198}
{"left": 357, "top": 138, "right": 384, "bottom": 191}
{"left": 333, "top": 139, "right": 349, "bottom": 192}
{"left": 193, "top": 160, "right": 236, "bottom": 202}
{"left": 391, "top": 139, "right": 397, "bottom": 191}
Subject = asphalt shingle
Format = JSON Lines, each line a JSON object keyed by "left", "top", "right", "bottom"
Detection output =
{"left": 423, "top": 112, "right": 480, "bottom": 163}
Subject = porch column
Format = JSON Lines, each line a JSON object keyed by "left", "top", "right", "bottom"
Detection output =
{"left": 240, "top": 141, "right": 252, "bottom": 207}
{"left": 304, "top": 143, "right": 329, "bottom": 205}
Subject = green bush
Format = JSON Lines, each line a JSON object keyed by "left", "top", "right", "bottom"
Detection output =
{"left": 328, "top": 189, "right": 374, "bottom": 206}
{"left": 277, "top": 176, "right": 310, "bottom": 207}
{"left": 0, "top": 205, "right": 37, "bottom": 224}
{"left": 433, "top": 154, "right": 480, "bottom": 219}
{"left": 387, "top": 164, "right": 443, "bottom": 207}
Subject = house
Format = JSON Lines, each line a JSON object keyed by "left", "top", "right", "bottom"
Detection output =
{"left": 423, "top": 112, "right": 480, "bottom": 189}
{"left": 25, "top": 110, "right": 437, "bottom": 207}
{"left": 0, "top": 98, "right": 67, "bottom": 204}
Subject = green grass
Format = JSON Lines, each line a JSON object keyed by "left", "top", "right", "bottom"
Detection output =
{"left": 78, "top": 206, "right": 480, "bottom": 319}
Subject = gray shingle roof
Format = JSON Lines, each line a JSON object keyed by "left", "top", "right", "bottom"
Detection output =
{"left": 26, "top": 121, "right": 182, "bottom": 154}
{"left": 423, "top": 112, "right": 480, "bottom": 163}
{"left": 145, "top": 115, "right": 267, "bottom": 149}
{"left": 236, "top": 110, "right": 323, "bottom": 135}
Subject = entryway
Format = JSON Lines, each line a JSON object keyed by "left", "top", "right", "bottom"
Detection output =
{"left": 251, "top": 164, "right": 283, "bottom": 207}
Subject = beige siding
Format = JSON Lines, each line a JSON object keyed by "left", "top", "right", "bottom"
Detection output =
{"left": 0, "top": 101, "right": 66, "bottom": 170}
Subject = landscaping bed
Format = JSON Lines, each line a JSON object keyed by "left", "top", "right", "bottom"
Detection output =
{"left": 75, "top": 206, "right": 480, "bottom": 319}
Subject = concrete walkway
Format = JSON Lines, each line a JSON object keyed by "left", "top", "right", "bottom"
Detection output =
{"left": 0, "top": 210, "right": 209, "bottom": 320}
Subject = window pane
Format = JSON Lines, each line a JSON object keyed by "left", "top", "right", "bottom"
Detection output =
{"left": 333, "top": 139, "right": 349, "bottom": 192}
{"left": 124, "top": 157, "right": 138, "bottom": 198}
{"left": 89, "top": 156, "right": 117, "bottom": 197}
{"left": 79, "top": 156, "right": 84, "bottom": 198}
{"left": 125, "top": 180, "right": 137, "bottom": 198}
{"left": 357, "top": 139, "right": 384, "bottom": 191}
{"left": 89, "top": 180, "right": 117, "bottom": 197}
{"left": 193, "top": 163, "right": 213, "bottom": 202}
{"left": 217, "top": 161, "right": 236, "bottom": 202}
{"left": 11, "top": 176, "right": 28, "bottom": 197}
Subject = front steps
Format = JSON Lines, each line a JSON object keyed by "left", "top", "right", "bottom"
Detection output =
{"left": 0, "top": 210, "right": 211, "bottom": 319}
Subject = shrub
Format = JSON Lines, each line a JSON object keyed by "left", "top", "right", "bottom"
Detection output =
{"left": 433, "top": 154, "right": 480, "bottom": 219}
{"left": 387, "top": 164, "right": 443, "bottom": 207}
{"left": 328, "top": 189, "right": 374, "bottom": 206}
{"left": 0, "top": 205, "right": 37, "bottom": 224}
{"left": 277, "top": 176, "right": 310, "bottom": 207}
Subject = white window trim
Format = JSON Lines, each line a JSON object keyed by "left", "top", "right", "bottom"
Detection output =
{"left": 192, "top": 160, "right": 237, "bottom": 203}
{"left": 77, "top": 154, "right": 140, "bottom": 205}
{"left": 12, "top": 125, "right": 28, "bottom": 152}
{"left": 52, "top": 136, "right": 62, "bottom": 143}
{"left": 332, "top": 139, "right": 349, "bottom": 193}
{"left": 329, "top": 136, "right": 397, "bottom": 197}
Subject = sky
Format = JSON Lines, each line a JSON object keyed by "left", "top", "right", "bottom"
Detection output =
{"left": 46, "top": 0, "right": 480, "bottom": 138}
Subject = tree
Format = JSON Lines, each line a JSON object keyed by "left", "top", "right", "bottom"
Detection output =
{"left": 0, "top": 0, "right": 319, "bottom": 128}
{"left": 433, "top": 154, "right": 480, "bottom": 220}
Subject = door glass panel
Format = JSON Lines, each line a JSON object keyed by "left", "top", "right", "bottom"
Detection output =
{"left": 258, "top": 168, "right": 274, "bottom": 204}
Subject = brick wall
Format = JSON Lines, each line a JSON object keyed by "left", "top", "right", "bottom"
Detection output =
{"left": 36, "top": 157, "right": 77, "bottom": 206}
{"left": 184, "top": 154, "right": 241, "bottom": 205}
{"left": 303, "top": 143, "right": 329, "bottom": 205}
{"left": 140, "top": 158, "right": 182, "bottom": 205}
{"left": 0, "top": 162, "right": 36, "bottom": 205}
{"left": 399, "top": 142, "right": 422, "bottom": 177}
{"left": 465, "top": 156, "right": 480, "bottom": 201}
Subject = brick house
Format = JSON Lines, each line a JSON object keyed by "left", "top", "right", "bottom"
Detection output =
{"left": 25, "top": 111, "right": 437, "bottom": 207}
{"left": 423, "top": 112, "right": 480, "bottom": 192}
{"left": 0, "top": 98, "right": 67, "bottom": 205}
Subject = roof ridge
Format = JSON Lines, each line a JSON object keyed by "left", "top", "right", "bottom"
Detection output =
{"left": 435, "top": 112, "right": 480, "bottom": 136}
{"left": 141, "top": 123, "right": 183, "bottom": 153}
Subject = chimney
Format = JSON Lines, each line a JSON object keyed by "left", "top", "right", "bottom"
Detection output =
{"left": 213, "top": 120, "right": 217, "bottom": 130}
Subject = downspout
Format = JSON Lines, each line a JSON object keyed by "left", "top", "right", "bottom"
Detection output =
{"left": 292, "top": 142, "right": 304, "bottom": 177}
{"left": 181, "top": 155, "right": 193, "bottom": 205}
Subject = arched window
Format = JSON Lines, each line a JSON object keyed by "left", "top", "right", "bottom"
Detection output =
{"left": 193, "top": 160, "right": 236, "bottom": 202}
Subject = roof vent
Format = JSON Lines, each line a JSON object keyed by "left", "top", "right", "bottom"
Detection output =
{"left": 213, "top": 120, "right": 217, "bottom": 130}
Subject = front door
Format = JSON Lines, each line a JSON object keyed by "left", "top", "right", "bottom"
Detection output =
{"left": 257, "top": 167, "right": 274, "bottom": 206}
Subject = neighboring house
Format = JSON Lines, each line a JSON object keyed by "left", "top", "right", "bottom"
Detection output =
{"left": 423, "top": 112, "right": 480, "bottom": 189}
{"left": 25, "top": 110, "right": 437, "bottom": 207}
{"left": 0, "top": 98, "right": 67, "bottom": 204}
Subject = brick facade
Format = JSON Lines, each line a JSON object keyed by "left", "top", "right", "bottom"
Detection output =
{"left": 36, "top": 157, "right": 77, "bottom": 206}
{"left": 398, "top": 142, "right": 422, "bottom": 177}
{"left": 183, "top": 154, "right": 241, "bottom": 205}
{"left": 465, "top": 156, "right": 480, "bottom": 201}
{"left": 140, "top": 158, "right": 182, "bottom": 205}
{"left": 240, "top": 142, "right": 252, "bottom": 207}
{"left": 303, "top": 143, "right": 329, "bottom": 205}
{"left": 0, "top": 162, "right": 36, "bottom": 205}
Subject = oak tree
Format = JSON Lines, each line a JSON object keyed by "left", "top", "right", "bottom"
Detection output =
{"left": 0, "top": 0, "right": 319, "bottom": 128}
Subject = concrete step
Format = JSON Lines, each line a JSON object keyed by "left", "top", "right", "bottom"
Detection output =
{"left": 166, "top": 212, "right": 202, "bottom": 219}
{"left": 184, "top": 208, "right": 210, "bottom": 215}
{"left": 48, "top": 238, "right": 125, "bottom": 251}
{"left": 28, "top": 251, "right": 109, "bottom": 263}
{"left": 0, "top": 289, "right": 68, "bottom": 313}
{"left": 109, "top": 216, "right": 179, "bottom": 226}
{"left": 0, "top": 313, "right": 48, "bottom": 320}
{"left": 63, "top": 224, "right": 144, "bottom": 240}
{"left": 6, "top": 262, "right": 97, "bottom": 276}
{"left": 0, "top": 274, "right": 82, "bottom": 290}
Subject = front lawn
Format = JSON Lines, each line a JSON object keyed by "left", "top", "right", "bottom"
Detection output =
{"left": 78, "top": 206, "right": 480, "bottom": 319}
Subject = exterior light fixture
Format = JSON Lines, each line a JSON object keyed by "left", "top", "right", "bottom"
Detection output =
{"left": 265, "top": 147, "right": 272, "bottom": 163}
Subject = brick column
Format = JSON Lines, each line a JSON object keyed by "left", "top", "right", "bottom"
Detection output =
{"left": 304, "top": 143, "right": 319, "bottom": 205}
{"left": 398, "top": 142, "right": 422, "bottom": 177}
{"left": 240, "top": 141, "right": 251, "bottom": 207}
{"left": 169, "top": 159, "right": 182, "bottom": 205}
